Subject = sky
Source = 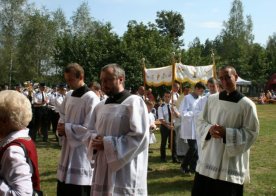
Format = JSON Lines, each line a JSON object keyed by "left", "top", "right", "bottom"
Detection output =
{"left": 29, "top": 0, "right": 276, "bottom": 48}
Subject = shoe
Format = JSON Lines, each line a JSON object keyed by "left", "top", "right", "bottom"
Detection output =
{"left": 148, "top": 168, "right": 153, "bottom": 172}
{"left": 172, "top": 159, "right": 181, "bottom": 163}
{"left": 190, "top": 169, "right": 196, "bottom": 174}
{"left": 180, "top": 167, "right": 191, "bottom": 176}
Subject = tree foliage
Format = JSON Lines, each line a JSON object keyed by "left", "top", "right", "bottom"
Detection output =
{"left": 155, "top": 10, "right": 184, "bottom": 49}
{"left": 0, "top": 0, "right": 26, "bottom": 86}
{"left": 0, "top": 0, "right": 275, "bottom": 94}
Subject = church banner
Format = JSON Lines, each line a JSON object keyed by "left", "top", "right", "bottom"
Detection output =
{"left": 175, "top": 63, "right": 214, "bottom": 84}
{"left": 144, "top": 63, "right": 214, "bottom": 86}
{"left": 145, "top": 65, "right": 173, "bottom": 87}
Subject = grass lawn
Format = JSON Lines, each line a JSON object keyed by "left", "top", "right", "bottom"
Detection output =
{"left": 37, "top": 104, "right": 276, "bottom": 196}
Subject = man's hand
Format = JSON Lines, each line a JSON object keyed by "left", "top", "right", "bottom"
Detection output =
{"left": 57, "top": 123, "right": 66, "bottom": 136}
{"left": 92, "top": 135, "right": 104, "bottom": 150}
{"left": 209, "top": 124, "right": 226, "bottom": 138}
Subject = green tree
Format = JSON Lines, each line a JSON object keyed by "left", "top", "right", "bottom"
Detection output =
{"left": 53, "top": 22, "right": 120, "bottom": 83}
{"left": 219, "top": 0, "right": 254, "bottom": 73}
{"left": 155, "top": 10, "right": 185, "bottom": 49}
{"left": 71, "top": 2, "right": 94, "bottom": 35}
{"left": 266, "top": 33, "right": 276, "bottom": 74}
{"left": 16, "top": 7, "right": 58, "bottom": 83}
{"left": 121, "top": 20, "right": 175, "bottom": 91}
{"left": 0, "top": 0, "right": 26, "bottom": 87}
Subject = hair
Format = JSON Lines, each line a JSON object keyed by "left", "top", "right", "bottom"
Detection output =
{"left": 101, "top": 63, "right": 125, "bottom": 78}
{"left": 145, "top": 100, "right": 154, "bottom": 107}
{"left": 0, "top": 90, "right": 32, "bottom": 131}
{"left": 194, "top": 82, "right": 206, "bottom": 90}
{"left": 89, "top": 81, "right": 101, "bottom": 90}
{"left": 64, "top": 63, "right": 85, "bottom": 79}
{"left": 207, "top": 77, "right": 218, "bottom": 85}
{"left": 219, "top": 65, "right": 237, "bottom": 75}
{"left": 163, "top": 90, "right": 171, "bottom": 96}
{"left": 173, "top": 82, "right": 180, "bottom": 88}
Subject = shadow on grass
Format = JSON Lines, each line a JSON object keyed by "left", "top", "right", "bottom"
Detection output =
{"left": 40, "top": 170, "right": 57, "bottom": 177}
{"left": 148, "top": 177, "right": 193, "bottom": 195}
{"left": 35, "top": 134, "right": 61, "bottom": 150}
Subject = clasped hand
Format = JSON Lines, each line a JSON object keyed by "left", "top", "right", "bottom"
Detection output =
{"left": 209, "top": 124, "right": 226, "bottom": 138}
{"left": 92, "top": 135, "right": 104, "bottom": 150}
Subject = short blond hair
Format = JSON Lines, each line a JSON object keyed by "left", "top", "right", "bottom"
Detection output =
{"left": 0, "top": 90, "right": 32, "bottom": 130}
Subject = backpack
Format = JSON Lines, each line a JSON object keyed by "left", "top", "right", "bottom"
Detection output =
{"left": 0, "top": 137, "right": 43, "bottom": 196}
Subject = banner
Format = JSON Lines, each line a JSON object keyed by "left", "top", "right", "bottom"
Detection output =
{"left": 144, "top": 63, "right": 214, "bottom": 86}
{"left": 175, "top": 63, "right": 214, "bottom": 84}
{"left": 145, "top": 65, "right": 172, "bottom": 87}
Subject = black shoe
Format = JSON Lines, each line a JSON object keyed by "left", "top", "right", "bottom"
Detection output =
{"left": 172, "top": 158, "right": 181, "bottom": 163}
{"left": 148, "top": 167, "right": 153, "bottom": 172}
{"left": 180, "top": 167, "right": 191, "bottom": 176}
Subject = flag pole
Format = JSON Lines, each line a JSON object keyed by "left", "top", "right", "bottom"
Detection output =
{"left": 211, "top": 49, "right": 217, "bottom": 79}
{"left": 170, "top": 52, "right": 176, "bottom": 152}
{"left": 141, "top": 57, "right": 147, "bottom": 93}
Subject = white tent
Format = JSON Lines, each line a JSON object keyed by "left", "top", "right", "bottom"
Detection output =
{"left": 237, "top": 77, "right": 251, "bottom": 85}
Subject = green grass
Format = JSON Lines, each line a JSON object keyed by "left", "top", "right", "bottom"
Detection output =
{"left": 37, "top": 104, "right": 276, "bottom": 196}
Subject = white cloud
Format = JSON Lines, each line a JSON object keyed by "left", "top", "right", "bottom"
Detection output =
{"left": 199, "top": 21, "right": 222, "bottom": 29}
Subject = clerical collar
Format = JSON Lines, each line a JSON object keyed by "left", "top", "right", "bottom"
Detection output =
{"left": 191, "top": 92, "right": 199, "bottom": 99}
{"left": 105, "top": 90, "right": 131, "bottom": 104}
{"left": 71, "top": 84, "right": 90, "bottom": 97}
{"left": 219, "top": 90, "right": 244, "bottom": 103}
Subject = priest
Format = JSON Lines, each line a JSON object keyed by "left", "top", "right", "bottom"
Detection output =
{"left": 88, "top": 63, "right": 149, "bottom": 196}
{"left": 193, "top": 66, "right": 259, "bottom": 196}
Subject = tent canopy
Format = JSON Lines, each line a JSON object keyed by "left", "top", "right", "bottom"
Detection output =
{"left": 237, "top": 77, "right": 251, "bottom": 85}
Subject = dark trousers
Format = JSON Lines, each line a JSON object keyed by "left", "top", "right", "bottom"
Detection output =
{"left": 181, "top": 139, "right": 198, "bottom": 171}
{"left": 160, "top": 125, "right": 177, "bottom": 161}
{"left": 192, "top": 172, "right": 243, "bottom": 196}
{"left": 28, "top": 107, "right": 36, "bottom": 140}
{"left": 57, "top": 180, "right": 91, "bottom": 196}
{"left": 49, "top": 109, "right": 59, "bottom": 141}
{"left": 34, "top": 107, "right": 50, "bottom": 142}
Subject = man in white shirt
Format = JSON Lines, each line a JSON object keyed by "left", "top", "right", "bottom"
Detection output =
{"left": 192, "top": 66, "right": 259, "bottom": 195}
{"left": 158, "top": 90, "right": 179, "bottom": 163}
{"left": 33, "top": 83, "right": 50, "bottom": 142}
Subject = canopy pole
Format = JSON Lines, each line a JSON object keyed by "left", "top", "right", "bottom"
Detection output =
{"left": 170, "top": 52, "right": 176, "bottom": 152}
{"left": 211, "top": 49, "right": 217, "bottom": 79}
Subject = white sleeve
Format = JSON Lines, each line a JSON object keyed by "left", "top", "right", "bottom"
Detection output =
{"left": 225, "top": 100, "right": 259, "bottom": 157}
{"left": 103, "top": 97, "right": 149, "bottom": 172}
{"left": 0, "top": 146, "right": 33, "bottom": 195}
{"left": 65, "top": 95, "right": 100, "bottom": 147}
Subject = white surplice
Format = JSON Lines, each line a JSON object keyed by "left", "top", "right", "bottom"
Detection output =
{"left": 193, "top": 92, "right": 212, "bottom": 160}
{"left": 88, "top": 95, "right": 149, "bottom": 196}
{"left": 179, "top": 93, "right": 199, "bottom": 140}
{"left": 57, "top": 90, "right": 100, "bottom": 185}
{"left": 196, "top": 93, "right": 259, "bottom": 185}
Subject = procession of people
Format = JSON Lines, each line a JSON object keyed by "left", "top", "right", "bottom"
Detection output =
{"left": 0, "top": 63, "right": 259, "bottom": 196}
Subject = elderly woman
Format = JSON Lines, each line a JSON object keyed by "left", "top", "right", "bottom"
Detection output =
{"left": 0, "top": 90, "right": 41, "bottom": 195}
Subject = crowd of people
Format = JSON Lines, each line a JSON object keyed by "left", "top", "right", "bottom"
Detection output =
{"left": 0, "top": 63, "right": 260, "bottom": 196}
{"left": 258, "top": 89, "right": 276, "bottom": 104}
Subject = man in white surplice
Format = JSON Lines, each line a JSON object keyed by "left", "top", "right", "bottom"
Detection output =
{"left": 192, "top": 66, "right": 259, "bottom": 196}
{"left": 56, "top": 63, "right": 100, "bottom": 196}
{"left": 88, "top": 63, "right": 149, "bottom": 196}
{"left": 193, "top": 77, "right": 219, "bottom": 162}
{"left": 179, "top": 82, "right": 205, "bottom": 174}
